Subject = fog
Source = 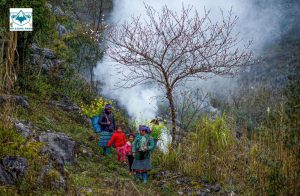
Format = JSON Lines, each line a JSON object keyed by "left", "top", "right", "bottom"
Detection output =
{"left": 94, "top": 0, "right": 292, "bottom": 121}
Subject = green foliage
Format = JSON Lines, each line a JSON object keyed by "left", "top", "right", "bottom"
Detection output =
{"left": 0, "top": 127, "right": 43, "bottom": 159}
{"left": 181, "top": 116, "right": 236, "bottom": 182}
{"left": 31, "top": 76, "right": 53, "bottom": 98}
{"left": 80, "top": 97, "right": 112, "bottom": 118}
{"left": 131, "top": 118, "right": 166, "bottom": 140}
{"left": 146, "top": 120, "right": 165, "bottom": 140}
{"left": 157, "top": 110, "right": 300, "bottom": 195}
{"left": 63, "top": 25, "right": 104, "bottom": 73}
{"left": 153, "top": 145, "right": 181, "bottom": 171}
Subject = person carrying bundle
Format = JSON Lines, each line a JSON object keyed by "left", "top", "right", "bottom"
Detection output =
{"left": 98, "top": 104, "right": 115, "bottom": 156}
{"left": 132, "top": 125, "right": 155, "bottom": 183}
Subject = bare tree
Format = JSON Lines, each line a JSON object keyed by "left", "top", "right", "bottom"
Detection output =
{"left": 107, "top": 4, "right": 252, "bottom": 144}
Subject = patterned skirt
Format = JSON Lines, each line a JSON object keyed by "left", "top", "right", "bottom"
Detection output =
{"left": 132, "top": 158, "right": 152, "bottom": 171}
{"left": 98, "top": 131, "right": 113, "bottom": 147}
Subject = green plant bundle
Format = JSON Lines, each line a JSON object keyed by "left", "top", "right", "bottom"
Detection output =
{"left": 147, "top": 121, "right": 165, "bottom": 140}
{"left": 80, "top": 97, "right": 112, "bottom": 118}
{"left": 129, "top": 118, "right": 166, "bottom": 140}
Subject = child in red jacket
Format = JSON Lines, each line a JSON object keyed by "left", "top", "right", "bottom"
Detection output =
{"left": 107, "top": 125, "right": 127, "bottom": 163}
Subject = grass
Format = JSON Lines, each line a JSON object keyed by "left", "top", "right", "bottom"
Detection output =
{"left": 155, "top": 113, "right": 300, "bottom": 195}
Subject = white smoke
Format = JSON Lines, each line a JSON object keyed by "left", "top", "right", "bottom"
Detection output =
{"left": 95, "top": 0, "right": 285, "bottom": 120}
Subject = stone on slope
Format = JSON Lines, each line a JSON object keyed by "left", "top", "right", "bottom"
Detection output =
{"left": 14, "top": 120, "right": 35, "bottom": 138}
{"left": 0, "top": 165, "right": 14, "bottom": 185}
{"left": 2, "top": 157, "right": 28, "bottom": 183}
{"left": 50, "top": 94, "right": 80, "bottom": 112}
{"left": 39, "top": 131, "right": 76, "bottom": 166}
{"left": 0, "top": 94, "right": 29, "bottom": 108}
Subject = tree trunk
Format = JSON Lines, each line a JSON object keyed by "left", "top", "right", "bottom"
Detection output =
{"left": 95, "top": 0, "right": 103, "bottom": 32}
{"left": 166, "top": 88, "right": 177, "bottom": 146}
{"left": 90, "top": 65, "right": 94, "bottom": 89}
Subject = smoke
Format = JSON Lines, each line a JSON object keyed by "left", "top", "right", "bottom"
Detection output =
{"left": 95, "top": 57, "right": 161, "bottom": 121}
{"left": 95, "top": 0, "right": 292, "bottom": 120}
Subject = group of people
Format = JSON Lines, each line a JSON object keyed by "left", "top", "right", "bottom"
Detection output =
{"left": 96, "top": 104, "right": 155, "bottom": 183}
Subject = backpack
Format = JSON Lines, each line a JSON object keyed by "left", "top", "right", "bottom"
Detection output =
{"left": 91, "top": 115, "right": 101, "bottom": 133}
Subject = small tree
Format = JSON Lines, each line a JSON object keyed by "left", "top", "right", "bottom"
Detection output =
{"left": 107, "top": 4, "right": 252, "bottom": 144}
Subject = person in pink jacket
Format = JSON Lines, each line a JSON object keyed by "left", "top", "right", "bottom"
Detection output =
{"left": 124, "top": 134, "right": 135, "bottom": 173}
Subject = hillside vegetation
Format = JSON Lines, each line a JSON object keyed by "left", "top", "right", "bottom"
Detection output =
{"left": 0, "top": 0, "right": 299, "bottom": 195}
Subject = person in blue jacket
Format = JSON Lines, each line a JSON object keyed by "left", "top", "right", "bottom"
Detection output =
{"left": 98, "top": 104, "right": 115, "bottom": 156}
{"left": 132, "top": 125, "right": 155, "bottom": 183}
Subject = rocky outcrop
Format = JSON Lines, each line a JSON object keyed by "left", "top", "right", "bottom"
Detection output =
{"left": 0, "top": 157, "right": 28, "bottom": 185}
{"left": 50, "top": 93, "right": 90, "bottom": 125}
{"left": 30, "top": 43, "right": 62, "bottom": 73}
{"left": 0, "top": 94, "right": 29, "bottom": 108}
{"left": 0, "top": 165, "right": 14, "bottom": 185}
{"left": 50, "top": 94, "right": 80, "bottom": 112}
{"left": 53, "top": 6, "right": 65, "bottom": 16}
{"left": 2, "top": 157, "right": 28, "bottom": 180}
{"left": 39, "top": 131, "right": 76, "bottom": 166}
{"left": 14, "top": 120, "right": 39, "bottom": 138}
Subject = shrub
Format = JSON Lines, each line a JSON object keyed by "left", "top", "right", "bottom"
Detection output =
{"left": 156, "top": 112, "right": 300, "bottom": 195}
{"left": 80, "top": 97, "right": 112, "bottom": 118}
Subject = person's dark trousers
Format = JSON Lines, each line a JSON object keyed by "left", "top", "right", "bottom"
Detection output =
{"left": 127, "top": 155, "right": 134, "bottom": 172}
{"left": 102, "top": 147, "right": 111, "bottom": 156}
{"left": 135, "top": 172, "right": 142, "bottom": 181}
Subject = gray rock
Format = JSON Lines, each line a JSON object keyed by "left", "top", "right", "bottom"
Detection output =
{"left": 183, "top": 187, "right": 193, "bottom": 195}
{"left": 15, "top": 120, "right": 33, "bottom": 138}
{"left": 41, "top": 60, "right": 54, "bottom": 72}
{"left": 2, "top": 157, "right": 28, "bottom": 181}
{"left": 41, "top": 63, "right": 49, "bottom": 71}
{"left": 53, "top": 6, "right": 65, "bottom": 16}
{"left": 30, "top": 54, "right": 41, "bottom": 65}
{"left": 0, "top": 94, "right": 29, "bottom": 108}
{"left": 43, "top": 48, "right": 56, "bottom": 59}
{"left": 197, "top": 178, "right": 209, "bottom": 184}
{"left": 56, "top": 23, "right": 67, "bottom": 39}
{"left": 50, "top": 95, "right": 80, "bottom": 112}
{"left": 175, "top": 176, "right": 190, "bottom": 185}
{"left": 31, "top": 43, "right": 56, "bottom": 59}
{"left": 211, "top": 184, "right": 221, "bottom": 192}
{"left": 0, "top": 165, "right": 14, "bottom": 185}
{"left": 196, "top": 190, "right": 207, "bottom": 196}
{"left": 39, "top": 131, "right": 76, "bottom": 165}
{"left": 46, "top": 3, "right": 52, "bottom": 10}
{"left": 31, "top": 43, "right": 42, "bottom": 54}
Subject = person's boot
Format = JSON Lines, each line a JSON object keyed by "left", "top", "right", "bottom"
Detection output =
{"left": 135, "top": 173, "right": 142, "bottom": 182}
{"left": 102, "top": 147, "right": 106, "bottom": 156}
{"left": 142, "top": 172, "right": 148, "bottom": 184}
